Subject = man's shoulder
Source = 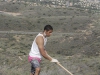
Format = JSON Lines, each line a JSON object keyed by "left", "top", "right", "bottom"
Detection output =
{"left": 36, "top": 35, "right": 44, "bottom": 41}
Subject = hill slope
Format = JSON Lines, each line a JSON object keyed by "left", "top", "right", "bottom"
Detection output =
{"left": 0, "top": 1, "right": 100, "bottom": 75}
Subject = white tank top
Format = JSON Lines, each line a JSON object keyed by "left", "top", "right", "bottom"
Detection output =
{"left": 29, "top": 33, "right": 47, "bottom": 59}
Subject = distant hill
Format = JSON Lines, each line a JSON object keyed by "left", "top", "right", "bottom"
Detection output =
{"left": 0, "top": 1, "right": 100, "bottom": 75}
{"left": 0, "top": 2, "right": 95, "bottom": 32}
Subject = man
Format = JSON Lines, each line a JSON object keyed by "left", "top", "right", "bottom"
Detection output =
{"left": 28, "top": 25, "right": 59, "bottom": 75}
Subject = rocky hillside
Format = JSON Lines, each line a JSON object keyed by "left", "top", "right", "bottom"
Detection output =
{"left": 0, "top": 1, "right": 100, "bottom": 75}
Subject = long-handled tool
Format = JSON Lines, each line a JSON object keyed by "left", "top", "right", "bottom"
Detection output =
{"left": 56, "top": 62, "right": 73, "bottom": 75}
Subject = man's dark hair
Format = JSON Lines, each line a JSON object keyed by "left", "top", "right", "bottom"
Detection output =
{"left": 44, "top": 25, "right": 53, "bottom": 31}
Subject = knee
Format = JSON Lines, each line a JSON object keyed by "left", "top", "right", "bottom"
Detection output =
{"left": 36, "top": 68, "right": 41, "bottom": 72}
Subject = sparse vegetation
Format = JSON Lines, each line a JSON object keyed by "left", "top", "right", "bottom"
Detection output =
{"left": 0, "top": 1, "right": 100, "bottom": 75}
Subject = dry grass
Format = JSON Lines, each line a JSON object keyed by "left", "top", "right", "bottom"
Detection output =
{"left": 0, "top": 1, "right": 100, "bottom": 75}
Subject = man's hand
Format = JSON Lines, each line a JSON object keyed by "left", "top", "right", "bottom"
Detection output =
{"left": 51, "top": 58, "right": 59, "bottom": 63}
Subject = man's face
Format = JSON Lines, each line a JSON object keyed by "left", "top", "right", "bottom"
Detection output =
{"left": 45, "top": 30, "right": 53, "bottom": 37}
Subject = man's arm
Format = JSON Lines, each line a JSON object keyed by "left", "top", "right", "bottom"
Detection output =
{"left": 36, "top": 36, "right": 52, "bottom": 61}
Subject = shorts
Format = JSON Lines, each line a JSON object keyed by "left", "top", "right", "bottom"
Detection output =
{"left": 30, "top": 59, "right": 40, "bottom": 74}
{"left": 28, "top": 56, "right": 41, "bottom": 63}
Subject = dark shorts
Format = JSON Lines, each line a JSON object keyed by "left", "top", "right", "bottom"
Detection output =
{"left": 30, "top": 59, "right": 40, "bottom": 74}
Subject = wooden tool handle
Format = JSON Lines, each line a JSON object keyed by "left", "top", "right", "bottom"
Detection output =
{"left": 56, "top": 62, "right": 73, "bottom": 75}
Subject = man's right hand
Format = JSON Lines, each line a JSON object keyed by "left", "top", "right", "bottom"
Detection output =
{"left": 51, "top": 58, "right": 59, "bottom": 63}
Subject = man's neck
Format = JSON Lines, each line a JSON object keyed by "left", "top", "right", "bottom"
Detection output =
{"left": 42, "top": 32, "right": 46, "bottom": 37}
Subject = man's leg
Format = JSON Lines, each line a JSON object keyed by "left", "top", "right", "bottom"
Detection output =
{"left": 34, "top": 68, "right": 41, "bottom": 75}
{"left": 30, "top": 73, "right": 34, "bottom": 75}
{"left": 30, "top": 59, "right": 41, "bottom": 75}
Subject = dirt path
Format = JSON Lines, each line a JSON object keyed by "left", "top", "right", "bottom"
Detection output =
{"left": 0, "top": 11, "right": 21, "bottom": 16}
{"left": 0, "top": 31, "right": 84, "bottom": 35}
